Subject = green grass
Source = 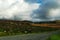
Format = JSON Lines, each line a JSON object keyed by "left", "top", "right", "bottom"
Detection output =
{"left": 0, "top": 31, "right": 42, "bottom": 37}
{"left": 0, "top": 32, "right": 24, "bottom": 37}
{"left": 0, "top": 32, "right": 7, "bottom": 37}
{"left": 47, "top": 34, "right": 60, "bottom": 40}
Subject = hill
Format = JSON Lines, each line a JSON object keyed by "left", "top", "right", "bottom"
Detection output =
{"left": 0, "top": 20, "right": 59, "bottom": 33}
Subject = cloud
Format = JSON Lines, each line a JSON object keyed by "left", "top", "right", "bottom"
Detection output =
{"left": 31, "top": 0, "right": 60, "bottom": 21}
{"left": 0, "top": 0, "right": 40, "bottom": 21}
{"left": 0, "top": 0, "right": 60, "bottom": 22}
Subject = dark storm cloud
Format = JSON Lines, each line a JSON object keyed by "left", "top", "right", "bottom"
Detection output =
{"left": 31, "top": 0, "right": 60, "bottom": 21}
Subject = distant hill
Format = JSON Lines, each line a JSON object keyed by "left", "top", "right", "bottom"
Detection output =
{"left": 0, "top": 19, "right": 59, "bottom": 33}
{"left": 0, "top": 19, "right": 60, "bottom": 28}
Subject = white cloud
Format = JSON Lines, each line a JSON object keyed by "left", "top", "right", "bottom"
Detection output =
{"left": 0, "top": 0, "right": 40, "bottom": 20}
{"left": 49, "top": 9, "right": 60, "bottom": 18}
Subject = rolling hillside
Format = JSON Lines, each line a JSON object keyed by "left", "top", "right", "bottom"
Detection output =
{"left": 0, "top": 20, "right": 59, "bottom": 33}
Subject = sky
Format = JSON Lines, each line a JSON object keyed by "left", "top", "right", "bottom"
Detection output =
{"left": 0, "top": 0, "right": 60, "bottom": 22}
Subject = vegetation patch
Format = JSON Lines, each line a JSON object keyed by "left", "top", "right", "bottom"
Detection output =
{"left": 47, "top": 33, "right": 60, "bottom": 40}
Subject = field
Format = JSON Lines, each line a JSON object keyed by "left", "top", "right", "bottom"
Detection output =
{"left": 47, "top": 32, "right": 60, "bottom": 40}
